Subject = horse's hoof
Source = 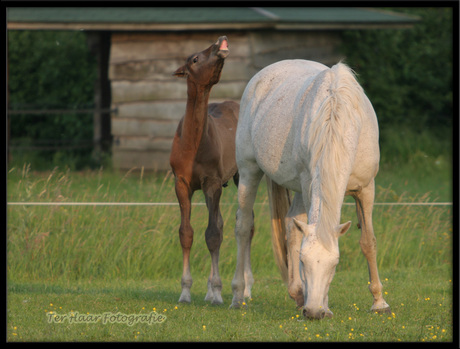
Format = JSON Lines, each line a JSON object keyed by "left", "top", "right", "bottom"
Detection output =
{"left": 211, "top": 299, "right": 224, "bottom": 306}
{"left": 205, "top": 294, "right": 224, "bottom": 305}
{"left": 212, "top": 292, "right": 224, "bottom": 305}
{"left": 372, "top": 306, "right": 391, "bottom": 314}
{"left": 229, "top": 300, "right": 245, "bottom": 309}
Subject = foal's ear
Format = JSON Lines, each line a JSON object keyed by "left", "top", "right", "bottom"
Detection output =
{"left": 173, "top": 65, "right": 188, "bottom": 78}
{"left": 335, "top": 221, "right": 352, "bottom": 237}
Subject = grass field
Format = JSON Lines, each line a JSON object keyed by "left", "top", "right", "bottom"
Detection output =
{"left": 7, "top": 161, "right": 453, "bottom": 342}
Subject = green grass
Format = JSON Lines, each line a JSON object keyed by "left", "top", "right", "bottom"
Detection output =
{"left": 378, "top": 126, "right": 452, "bottom": 202}
{"left": 7, "top": 163, "right": 453, "bottom": 342}
{"left": 7, "top": 268, "right": 452, "bottom": 342}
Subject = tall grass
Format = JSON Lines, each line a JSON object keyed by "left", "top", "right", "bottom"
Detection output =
{"left": 7, "top": 165, "right": 452, "bottom": 283}
{"left": 379, "top": 126, "right": 451, "bottom": 166}
{"left": 377, "top": 126, "right": 452, "bottom": 202}
{"left": 339, "top": 191, "right": 452, "bottom": 272}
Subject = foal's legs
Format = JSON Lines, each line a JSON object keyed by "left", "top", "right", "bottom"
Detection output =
{"left": 175, "top": 178, "right": 194, "bottom": 303}
{"left": 203, "top": 180, "right": 224, "bottom": 305}
{"left": 354, "top": 179, "right": 391, "bottom": 313}
{"left": 231, "top": 164, "right": 263, "bottom": 308}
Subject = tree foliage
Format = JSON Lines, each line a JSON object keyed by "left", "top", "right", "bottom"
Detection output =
{"left": 341, "top": 8, "right": 453, "bottom": 130}
{"left": 8, "top": 30, "right": 97, "bottom": 168}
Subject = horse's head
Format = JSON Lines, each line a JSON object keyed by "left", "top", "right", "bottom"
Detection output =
{"left": 293, "top": 218, "right": 351, "bottom": 319}
{"left": 173, "top": 36, "right": 229, "bottom": 87}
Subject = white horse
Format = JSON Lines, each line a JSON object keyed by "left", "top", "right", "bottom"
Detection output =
{"left": 230, "top": 59, "right": 391, "bottom": 319}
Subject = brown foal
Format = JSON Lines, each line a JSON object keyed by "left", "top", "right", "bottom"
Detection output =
{"left": 169, "top": 36, "right": 239, "bottom": 304}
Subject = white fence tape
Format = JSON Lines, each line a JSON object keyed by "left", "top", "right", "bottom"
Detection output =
{"left": 7, "top": 202, "right": 452, "bottom": 207}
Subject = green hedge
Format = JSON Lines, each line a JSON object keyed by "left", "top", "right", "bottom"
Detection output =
{"left": 8, "top": 30, "right": 97, "bottom": 169}
{"left": 340, "top": 8, "right": 452, "bottom": 131}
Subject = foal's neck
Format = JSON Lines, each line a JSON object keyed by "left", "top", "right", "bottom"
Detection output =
{"left": 181, "top": 81, "right": 211, "bottom": 151}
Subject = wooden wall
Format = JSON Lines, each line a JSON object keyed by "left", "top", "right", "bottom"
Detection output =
{"left": 109, "top": 30, "right": 342, "bottom": 171}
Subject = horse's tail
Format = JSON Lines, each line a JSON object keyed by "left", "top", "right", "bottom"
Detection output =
{"left": 266, "top": 176, "right": 291, "bottom": 284}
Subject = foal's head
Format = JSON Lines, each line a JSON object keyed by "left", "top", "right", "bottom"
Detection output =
{"left": 173, "top": 36, "right": 229, "bottom": 88}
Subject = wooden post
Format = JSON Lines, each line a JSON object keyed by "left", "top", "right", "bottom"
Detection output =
{"left": 87, "top": 31, "right": 112, "bottom": 162}
{"left": 7, "top": 35, "right": 11, "bottom": 165}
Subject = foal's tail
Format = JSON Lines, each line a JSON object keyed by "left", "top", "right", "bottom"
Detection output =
{"left": 266, "top": 176, "right": 291, "bottom": 284}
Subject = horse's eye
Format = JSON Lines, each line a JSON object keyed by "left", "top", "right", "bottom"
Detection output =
{"left": 193, "top": 56, "right": 198, "bottom": 63}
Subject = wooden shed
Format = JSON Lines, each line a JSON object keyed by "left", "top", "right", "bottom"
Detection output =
{"left": 7, "top": 7, "right": 418, "bottom": 171}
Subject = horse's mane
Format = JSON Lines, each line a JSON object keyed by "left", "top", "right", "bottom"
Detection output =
{"left": 308, "top": 62, "right": 365, "bottom": 251}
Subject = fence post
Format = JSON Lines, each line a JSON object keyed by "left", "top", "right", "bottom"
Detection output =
{"left": 87, "top": 31, "right": 112, "bottom": 161}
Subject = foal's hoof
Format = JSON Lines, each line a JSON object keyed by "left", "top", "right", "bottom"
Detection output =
{"left": 178, "top": 292, "right": 191, "bottom": 304}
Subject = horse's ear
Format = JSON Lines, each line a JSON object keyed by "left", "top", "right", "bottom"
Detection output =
{"left": 335, "top": 221, "right": 351, "bottom": 237}
{"left": 293, "top": 218, "right": 313, "bottom": 237}
{"left": 173, "top": 65, "right": 188, "bottom": 78}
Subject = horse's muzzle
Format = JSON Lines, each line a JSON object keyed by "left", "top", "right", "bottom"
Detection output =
{"left": 303, "top": 306, "right": 326, "bottom": 320}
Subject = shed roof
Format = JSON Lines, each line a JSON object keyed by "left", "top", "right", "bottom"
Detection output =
{"left": 7, "top": 7, "right": 419, "bottom": 31}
